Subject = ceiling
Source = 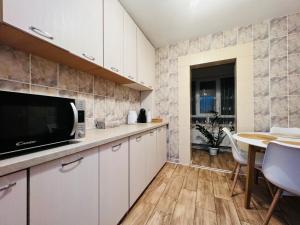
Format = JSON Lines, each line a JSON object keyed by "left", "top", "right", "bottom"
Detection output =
{"left": 120, "top": 0, "right": 300, "bottom": 47}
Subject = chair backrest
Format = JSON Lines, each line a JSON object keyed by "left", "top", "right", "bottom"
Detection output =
{"left": 270, "top": 127, "right": 300, "bottom": 135}
{"left": 222, "top": 127, "right": 242, "bottom": 157}
{"left": 262, "top": 142, "right": 300, "bottom": 196}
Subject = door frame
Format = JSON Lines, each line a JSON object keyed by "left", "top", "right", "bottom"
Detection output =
{"left": 178, "top": 43, "right": 254, "bottom": 165}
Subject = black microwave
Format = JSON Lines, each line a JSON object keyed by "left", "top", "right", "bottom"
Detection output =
{"left": 0, "top": 91, "right": 85, "bottom": 158}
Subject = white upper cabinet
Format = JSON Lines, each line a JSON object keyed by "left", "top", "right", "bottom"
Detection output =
{"left": 2, "top": 0, "right": 64, "bottom": 47}
{"left": 3, "top": 0, "right": 155, "bottom": 89}
{"left": 137, "top": 28, "right": 155, "bottom": 88}
{"left": 146, "top": 42, "right": 156, "bottom": 88}
{"left": 2, "top": 0, "right": 103, "bottom": 66}
{"left": 123, "top": 11, "right": 137, "bottom": 81}
{"left": 63, "top": 0, "right": 103, "bottom": 66}
{"left": 104, "top": 0, "right": 124, "bottom": 75}
{"left": 137, "top": 28, "right": 147, "bottom": 86}
{"left": 30, "top": 148, "right": 99, "bottom": 225}
{"left": 0, "top": 170, "right": 27, "bottom": 225}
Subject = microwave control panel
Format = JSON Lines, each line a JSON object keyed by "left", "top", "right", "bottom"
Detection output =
{"left": 75, "top": 99, "right": 86, "bottom": 139}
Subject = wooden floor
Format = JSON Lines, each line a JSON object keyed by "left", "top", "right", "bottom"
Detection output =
{"left": 121, "top": 163, "right": 300, "bottom": 225}
{"left": 192, "top": 148, "right": 236, "bottom": 171}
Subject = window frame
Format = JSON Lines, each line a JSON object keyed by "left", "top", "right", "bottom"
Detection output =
{"left": 191, "top": 75, "right": 235, "bottom": 119}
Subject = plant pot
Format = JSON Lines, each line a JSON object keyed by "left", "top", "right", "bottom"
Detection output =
{"left": 209, "top": 147, "right": 218, "bottom": 156}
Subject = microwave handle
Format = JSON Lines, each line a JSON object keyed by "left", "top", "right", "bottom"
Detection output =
{"left": 70, "top": 102, "right": 78, "bottom": 136}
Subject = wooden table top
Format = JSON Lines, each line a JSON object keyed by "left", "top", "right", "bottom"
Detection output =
{"left": 233, "top": 132, "right": 300, "bottom": 148}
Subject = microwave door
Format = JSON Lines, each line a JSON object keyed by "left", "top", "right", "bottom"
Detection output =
{"left": 0, "top": 91, "right": 76, "bottom": 155}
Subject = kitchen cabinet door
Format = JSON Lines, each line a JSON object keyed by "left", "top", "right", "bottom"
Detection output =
{"left": 137, "top": 29, "right": 155, "bottom": 88}
{"left": 99, "top": 138, "right": 129, "bottom": 225}
{"left": 124, "top": 11, "right": 137, "bottom": 81}
{"left": 0, "top": 170, "right": 27, "bottom": 225}
{"left": 30, "top": 148, "right": 99, "bottom": 225}
{"left": 63, "top": 0, "right": 103, "bottom": 66}
{"left": 129, "top": 132, "right": 147, "bottom": 206}
{"left": 146, "top": 130, "right": 157, "bottom": 183}
{"left": 157, "top": 126, "right": 167, "bottom": 170}
{"left": 146, "top": 41, "right": 156, "bottom": 89}
{"left": 2, "top": 0, "right": 64, "bottom": 47}
{"left": 137, "top": 28, "right": 148, "bottom": 86}
{"left": 104, "top": 0, "right": 124, "bottom": 75}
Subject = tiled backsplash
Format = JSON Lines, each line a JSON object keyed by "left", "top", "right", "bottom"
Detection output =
{"left": 155, "top": 10, "right": 300, "bottom": 161}
{"left": 0, "top": 45, "right": 141, "bottom": 129}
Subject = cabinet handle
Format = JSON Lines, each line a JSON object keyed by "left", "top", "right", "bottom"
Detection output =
{"left": 29, "top": 26, "right": 54, "bottom": 40}
{"left": 128, "top": 75, "right": 134, "bottom": 80}
{"left": 141, "top": 81, "right": 145, "bottom": 85}
{"left": 112, "top": 143, "right": 122, "bottom": 152}
{"left": 82, "top": 53, "right": 95, "bottom": 61}
{"left": 150, "top": 131, "right": 155, "bottom": 136}
{"left": 61, "top": 157, "right": 84, "bottom": 167}
{"left": 0, "top": 182, "right": 16, "bottom": 192}
{"left": 136, "top": 136, "right": 142, "bottom": 142}
{"left": 110, "top": 67, "right": 119, "bottom": 73}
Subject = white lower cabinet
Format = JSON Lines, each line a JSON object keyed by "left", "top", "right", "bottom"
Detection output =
{"left": 0, "top": 170, "right": 27, "bottom": 225}
{"left": 30, "top": 148, "right": 99, "bottom": 225}
{"left": 129, "top": 128, "right": 166, "bottom": 206}
{"left": 129, "top": 132, "right": 147, "bottom": 206}
{"left": 146, "top": 130, "right": 157, "bottom": 183}
{"left": 157, "top": 126, "right": 168, "bottom": 170}
{"left": 1, "top": 126, "right": 168, "bottom": 225}
{"left": 99, "top": 138, "right": 129, "bottom": 225}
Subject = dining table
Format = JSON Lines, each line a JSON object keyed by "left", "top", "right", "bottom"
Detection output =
{"left": 232, "top": 132, "right": 300, "bottom": 209}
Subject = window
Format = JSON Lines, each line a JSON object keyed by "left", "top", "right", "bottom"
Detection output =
{"left": 191, "top": 77, "right": 234, "bottom": 117}
{"left": 191, "top": 81, "right": 196, "bottom": 115}
{"left": 199, "top": 81, "right": 216, "bottom": 113}
{"left": 191, "top": 63, "right": 235, "bottom": 127}
{"left": 221, "top": 77, "right": 235, "bottom": 115}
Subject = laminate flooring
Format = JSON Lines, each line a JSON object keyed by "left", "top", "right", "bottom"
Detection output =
{"left": 121, "top": 163, "right": 300, "bottom": 225}
{"left": 191, "top": 148, "right": 236, "bottom": 171}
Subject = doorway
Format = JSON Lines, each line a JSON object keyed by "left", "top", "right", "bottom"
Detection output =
{"left": 178, "top": 43, "right": 254, "bottom": 165}
{"left": 190, "top": 62, "right": 236, "bottom": 171}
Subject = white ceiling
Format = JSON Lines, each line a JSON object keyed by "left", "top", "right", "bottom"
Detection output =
{"left": 120, "top": 0, "right": 300, "bottom": 47}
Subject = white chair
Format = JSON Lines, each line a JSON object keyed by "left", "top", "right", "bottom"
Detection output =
{"left": 262, "top": 142, "right": 300, "bottom": 225}
{"left": 222, "top": 128, "right": 264, "bottom": 196}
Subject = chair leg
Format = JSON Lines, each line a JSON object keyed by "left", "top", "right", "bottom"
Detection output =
{"left": 231, "top": 163, "right": 241, "bottom": 197}
{"left": 263, "top": 188, "right": 283, "bottom": 225}
{"left": 265, "top": 179, "right": 275, "bottom": 198}
{"left": 231, "top": 162, "right": 238, "bottom": 180}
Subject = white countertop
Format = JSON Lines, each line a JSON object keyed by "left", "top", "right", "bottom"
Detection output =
{"left": 0, "top": 122, "right": 168, "bottom": 177}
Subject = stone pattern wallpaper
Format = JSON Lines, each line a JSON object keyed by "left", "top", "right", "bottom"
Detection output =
{"left": 0, "top": 45, "right": 141, "bottom": 129}
{"left": 155, "top": 10, "right": 300, "bottom": 161}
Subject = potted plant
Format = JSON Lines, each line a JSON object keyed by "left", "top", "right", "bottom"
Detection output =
{"left": 195, "top": 111, "right": 234, "bottom": 156}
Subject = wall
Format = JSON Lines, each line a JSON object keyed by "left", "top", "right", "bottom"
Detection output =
{"left": 155, "top": 10, "right": 300, "bottom": 161}
{"left": 0, "top": 45, "right": 141, "bottom": 129}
